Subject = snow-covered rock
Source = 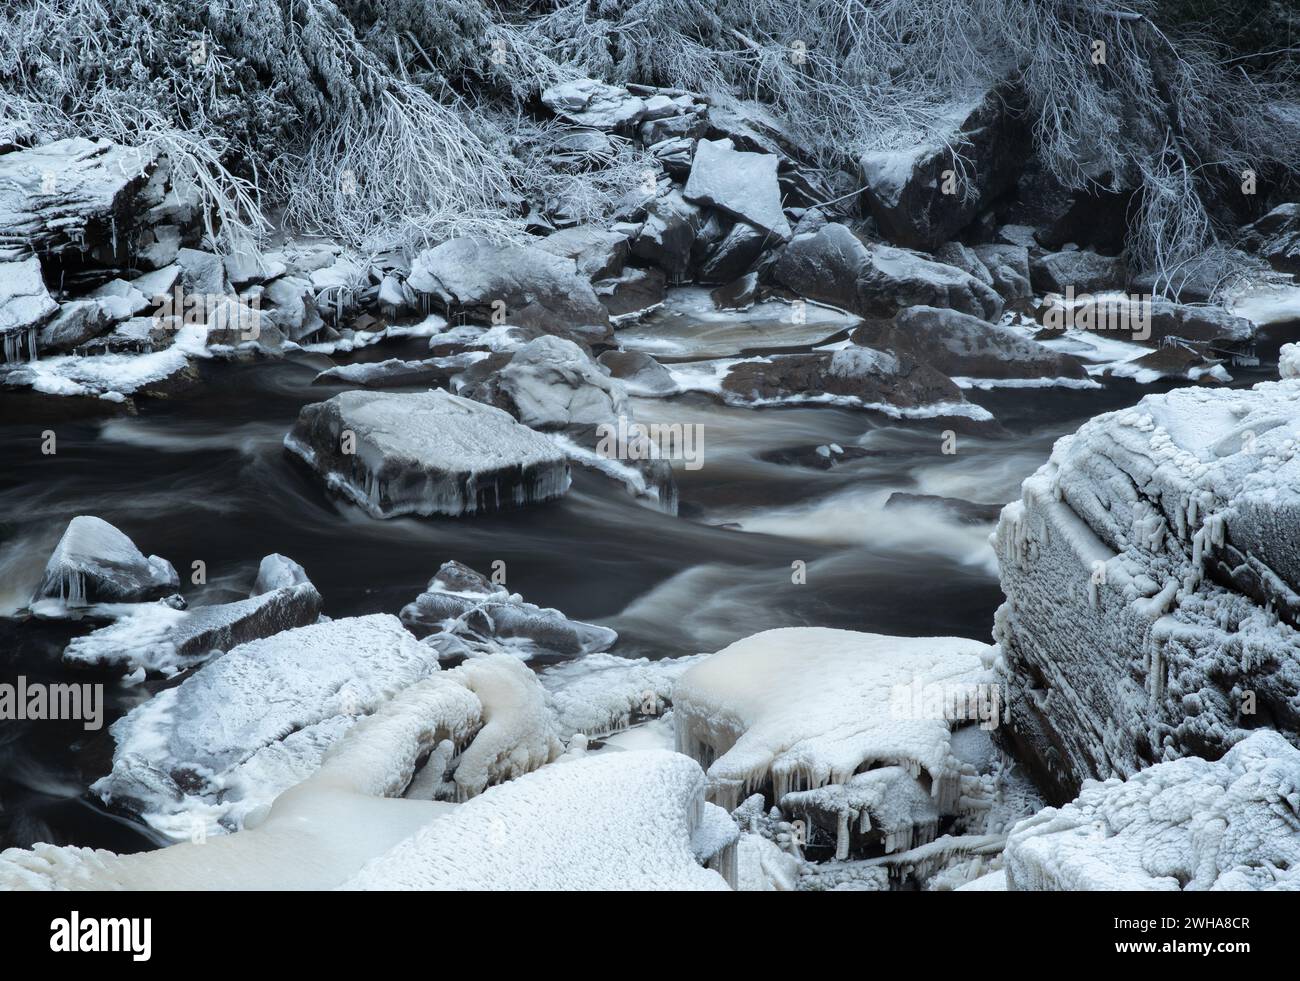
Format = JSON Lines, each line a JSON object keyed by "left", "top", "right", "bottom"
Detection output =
{"left": 1038, "top": 293, "right": 1255, "bottom": 353}
{"left": 597, "top": 350, "right": 679, "bottom": 395}
{"left": 540, "top": 651, "right": 705, "bottom": 740}
{"left": 858, "top": 85, "right": 1025, "bottom": 250}
{"left": 32, "top": 516, "right": 179, "bottom": 610}
{"left": 536, "top": 225, "right": 629, "bottom": 281}
{"left": 459, "top": 334, "right": 629, "bottom": 430}
{"left": 0, "top": 256, "right": 57, "bottom": 361}
{"left": 774, "top": 223, "right": 1002, "bottom": 321}
{"left": 0, "top": 138, "right": 155, "bottom": 258}
{"left": 854, "top": 305, "right": 1088, "bottom": 381}
{"left": 541, "top": 79, "right": 648, "bottom": 131}
{"left": 399, "top": 559, "right": 617, "bottom": 661}
{"left": 594, "top": 266, "right": 667, "bottom": 322}
{"left": 92, "top": 614, "right": 447, "bottom": 834}
{"left": 1239, "top": 202, "right": 1300, "bottom": 274}
{"left": 284, "top": 389, "right": 570, "bottom": 518}
{"left": 673, "top": 627, "right": 994, "bottom": 813}
{"left": 343, "top": 750, "right": 731, "bottom": 890}
{"left": 720, "top": 345, "right": 976, "bottom": 418}
{"left": 684, "top": 139, "right": 791, "bottom": 240}
{"left": 993, "top": 379, "right": 1300, "bottom": 800}
{"left": 36, "top": 299, "right": 107, "bottom": 354}
{"left": 1005, "top": 730, "right": 1300, "bottom": 890}
{"left": 408, "top": 237, "right": 610, "bottom": 341}
{"left": 62, "top": 555, "right": 321, "bottom": 674}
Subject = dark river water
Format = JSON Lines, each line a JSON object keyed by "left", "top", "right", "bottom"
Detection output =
{"left": 0, "top": 316, "right": 1275, "bottom": 855}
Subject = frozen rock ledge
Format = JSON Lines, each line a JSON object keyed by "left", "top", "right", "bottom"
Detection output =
{"left": 284, "top": 389, "right": 570, "bottom": 518}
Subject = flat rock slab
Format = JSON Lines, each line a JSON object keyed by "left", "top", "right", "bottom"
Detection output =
{"left": 684, "top": 139, "right": 791, "bottom": 240}
{"left": 285, "top": 389, "right": 570, "bottom": 518}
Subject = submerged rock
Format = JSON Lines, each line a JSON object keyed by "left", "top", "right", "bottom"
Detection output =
{"left": 774, "top": 223, "right": 1002, "bottom": 321}
{"left": 284, "top": 389, "right": 570, "bottom": 518}
{"left": 400, "top": 559, "right": 618, "bottom": 661}
{"left": 32, "top": 516, "right": 179, "bottom": 609}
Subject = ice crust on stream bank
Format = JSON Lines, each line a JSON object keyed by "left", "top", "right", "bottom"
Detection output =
{"left": 1005, "top": 730, "right": 1300, "bottom": 890}
{"left": 284, "top": 388, "right": 570, "bottom": 518}
{"left": 993, "top": 377, "right": 1300, "bottom": 799}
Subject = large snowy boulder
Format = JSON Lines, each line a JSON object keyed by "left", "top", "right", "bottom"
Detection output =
{"left": 0, "top": 138, "right": 155, "bottom": 258}
{"left": 858, "top": 85, "right": 1026, "bottom": 250}
{"left": 408, "top": 237, "right": 610, "bottom": 341}
{"left": 460, "top": 334, "right": 630, "bottom": 430}
{"left": 400, "top": 559, "right": 617, "bottom": 660}
{"left": 774, "top": 223, "right": 1002, "bottom": 321}
{"left": 853, "top": 306, "right": 1088, "bottom": 381}
{"left": 684, "top": 139, "right": 791, "bottom": 240}
{"left": 284, "top": 389, "right": 570, "bottom": 518}
{"left": 62, "top": 555, "right": 321, "bottom": 674}
{"left": 1005, "top": 730, "right": 1300, "bottom": 890}
{"left": 673, "top": 627, "right": 994, "bottom": 814}
{"left": 344, "top": 750, "right": 731, "bottom": 890}
{"left": 536, "top": 225, "right": 629, "bottom": 281}
{"left": 993, "top": 379, "right": 1300, "bottom": 800}
{"left": 32, "top": 516, "right": 179, "bottom": 610}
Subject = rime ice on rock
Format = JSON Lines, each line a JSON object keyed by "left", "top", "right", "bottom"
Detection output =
{"left": 32, "top": 515, "right": 179, "bottom": 609}
{"left": 62, "top": 554, "right": 322, "bottom": 674}
{"left": 284, "top": 388, "right": 570, "bottom": 518}
{"left": 540, "top": 651, "right": 707, "bottom": 739}
{"left": 993, "top": 378, "right": 1300, "bottom": 799}
{"left": 1005, "top": 730, "right": 1300, "bottom": 890}
{"left": 673, "top": 627, "right": 995, "bottom": 855}
{"left": 400, "top": 559, "right": 617, "bottom": 662}
{"left": 343, "top": 750, "right": 732, "bottom": 890}
{"left": 0, "top": 256, "right": 57, "bottom": 361}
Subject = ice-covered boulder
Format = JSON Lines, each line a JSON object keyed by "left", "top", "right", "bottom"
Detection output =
{"left": 853, "top": 306, "right": 1088, "bottom": 381}
{"left": 312, "top": 353, "right": 480, "bottom": 390}
{"left": 460, "top": 334, "right": 629, "bottom": 430}
{"left": 993, "top": 379, "right": 1300, "bottom": 800}
{"left": 720, "top": 345, "right": 977, "bottom": 419}
{"left": 399, "top": 559, "right": 617, "bottom": 661}
{"left": 597, "top": 350, "right": 678, "bottom": 395}
{"left": 774, "top": 223, "right": 1002, "bottom": 321}
{"left": 408, "top": 237, "right": 610, "bottom": 341}
{"left": 344, "top": 750, "right": 731, "bottom": 890}
{"left": 284, "top": 389, "right": 570, "bottom": 518}
{"left": 36, "top": 299, "right": 108, "bottom": 354}
{"left": 0, "top": 138, "right": 155, "bottom": 258}
{"left": 540, "top": 651, "right": 706, "bottom": 740}
{"left": 32, "top": 516, "right": 179, "bottom": 610}
{"left": 62, "top": 554, "right": 321, "bottom": 674}
{"left": 93, "top": 614, "right": 447, "bottom": 833}
{"left": 673, "top": 627, "right": 994, "bottom": 812}
{"left": 1005, "top": 730, "right": 1300, "bottom": 890}
{"left": 858, "top": 85, "right": 1026, "bottom": 250}
{"left": 0, "top": 256, "right": 57, "bottom": 361}
{"left": 684, "top": 139, "right": 791, "bottom": 240}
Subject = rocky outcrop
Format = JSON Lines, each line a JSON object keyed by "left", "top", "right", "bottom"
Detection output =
{"left": 774, "top": 223, "right": 1002, "bottom": 321}
{"left": 284, "top": 389, "right": 570, "bottom": 518}
{"left": 859, "top": 84, "right": 1027, "bottom": 251}
{"left": 992, "top": 380, "right": 1300, "bottom": 802}
{"left": 854, "top": 306, "right": 1088, "bottom": 381}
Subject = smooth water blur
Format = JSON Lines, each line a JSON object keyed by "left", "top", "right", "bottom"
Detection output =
{"left": 1, "top": 313, "right": 1266, "bottom": 853}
